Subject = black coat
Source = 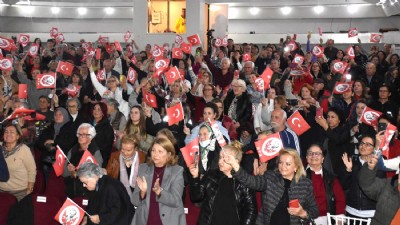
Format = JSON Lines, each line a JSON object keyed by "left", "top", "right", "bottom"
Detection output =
{"left": 189, "top": 170, "right": 257, "bottom": 225}
{"left": 86, "top": 175, "right": 135, "bottom": 225}
{"left": 35, "top": 121, "right": 77, "bottom": 155}
{"left": 93, "top": 119, "right": 114, "bottom": 167}
{"left": 223, "top": 91, "right": 252, "bottom": 126}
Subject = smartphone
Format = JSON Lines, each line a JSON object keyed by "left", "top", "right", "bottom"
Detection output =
{"left": 287, "top": 99, "right": 298, "bottom": 106}
{"left": 316, "top": 107, "right": 323, "bottom": 118}
{"left": 289, "top": 199, "right": 299, "bottom": 208}
{"left": 378, "top": 123, "right": 387, "bottom": 132}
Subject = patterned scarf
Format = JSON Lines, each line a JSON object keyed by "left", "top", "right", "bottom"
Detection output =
{"left": 119, "top": 151, "right": 139, "bottom": 198}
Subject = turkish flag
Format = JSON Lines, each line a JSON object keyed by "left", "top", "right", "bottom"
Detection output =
{"left": 56, "top": 61, "right": 74, "bottom": 76}
{"left": 242, "top": 53, "right": 251, "bottom": 62}
{"left": 54, "top": 198, "right": 85, "bottom": 225}
{"left": 127, "top": 67, "right": 137, "bottom": 85}
{"left": 0, "top": 58, "right": 13, "bottom": 72}
{"left": 209, "top": 119, "right": 227, "bottom": 147}
{"left": 154, "top": 57, "right": 170, "bottom": 70}
{"left": 312, "top": 46, "right": 325, "bottom": 58}
{"left": 0, "top": 36, "right": 15, "bottom": 51}
{"left": 23, "top": 112, "right": 46, "bottom": 121}
{"left": 6, "top": 107, "right": 35, "bottom": 120}
{"left": 77, "top": 150, "right": 98, "bottom": 169}
{"left": 290, "top": 69, "right": 306, "bottom": 76}
{"left": 187, "top": 34, "right": 201, "bottom": 46}
{"left": 175, "top": 34, "right": 183, "bottom": 45}
{"left": 95, "top": 48, "right": 101, "bottom": 60}
{"left": 49, "top": 27, "right": 59, "bottom": 38}
{"left": 348, "top": 28, "right": 358, "bottom": 38}
{"left": 165, "top": 66, "right": 182, "bottom": 85}
{"left": 255, "top": 78, "right": 264, "bottom": 92}
{"left": 36, "top": 72, "right": 56, "bottom": 89}
{"left": 222, "top": 36, "right": 228, "bottom": 47}
{"left": 166, "top": 102, "right": 184, "bottom": 126}
{"left": 151, "top": 45, "right": 164, "bottom": 58}
{"left": 333, "top": 81, "right": 353, "bottom": 94}
{"left": 52, "top": 146, "right": 67, "bottom": 177}
{"left": 180, "top": 138, "right": 200, "bottom": 167}
{"left": 287, "top": 40, "right": 298, "bottom": 52}
{"left": 18, "top": 34, "right": 30, "bottom": 47}
{"left": 124, "top": 31, "right": 131, "bottom": 43}
{"left": 318, "top": 27, "right": 323, "bottom": 36}
{"left": 181, "top": 42, "right": 192, "bottom": 54}
{"left": 55, "top": 33, "right": 65, "bottom": 44}
{"left": 114, "top": 41, "right": 122, "bottom": 52}
{"left": 65, "top": 84, "right": 81, "bottom": 98}
{"left": 345, "top": 46, "right": 355, "bottom": 59}
{"left": 96, "top": 68, "right": 106, "bottom": 81}
{"left": 255, "top": 132, "right": 283, "bottom": 163}
{"left": 215, "top": 38, "right": 222, "bottom": 47}
{"left": 370, "top": 33, "right": 383, "bottom": 43}
{"left": 287, "top": 111, "right": 311, "bottom": 136}
{"left": 260, "top": 67, "right": 274, "bottom": 89}
{"left": 143, "top": 90, "right": 157, "bottom": 108}
{"left": 28, "top": 44, "right": 39, "bottom": 57}
{"left": 331, "top": 60, "right": 348, "bottom": 74}
{"left": 292, "top": 54, "right": 304, "bottom": 65}
{"left": 131, "top": 55, "right": 137, "bottom": 65}
{"left": 105, "top": 44, "right": 114, "bottom": 54}
{"left": 172, "top": 48, "right": 183, "bottom": 59}
{"left": 153, "top": 68, "right": 164, "bottom": 78}
{"left": 18, "top": 84, "right": 28, "bottom": 99}
{"left": 360, "top": 106, "right": 382, "bottom": 127}
{"left": 379, "top": 123, "right": 397, "bottom": 158}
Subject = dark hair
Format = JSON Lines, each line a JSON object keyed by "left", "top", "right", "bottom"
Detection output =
{"left": 307, "top": 144, "right": 327, "bottom": 157}
{"left": 204, "top": 102, "right": 219, "bottom": 115}
{"left": 3, "top": 123, "right": 23, "bottom": 144}
{"left": 92, "top": 102, "right": 108, "bottom": 122}
{"left": 39, "top": 95, "right": 51, "bottom": 104}
{"left": 361, "top": 135, "right": 376, "bottom": 147}
{"left": 327, "top": 107, "right": 345, "bottom": 125}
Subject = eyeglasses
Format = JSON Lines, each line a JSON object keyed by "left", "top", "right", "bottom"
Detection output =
{"left": 77, "top": 133, "right": 91, "bottom": 138}
{"left": 107, "top": 80, "right": 116, "bottom": 83}
{"left": 359, "top": 141, "right": 374, "bottom": 148}
{"left": 67, "top": 105, "right": 77, "bottom": 108}
{"left": 307, "top": 152, "right": 322, "bottom": 157}
{"left": 204, "top": 88, "right": 213, "bottom": 91}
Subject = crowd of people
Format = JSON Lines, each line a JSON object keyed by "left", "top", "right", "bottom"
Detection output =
{"left": 0, "top": 32, "right": 400, "bottom": 225}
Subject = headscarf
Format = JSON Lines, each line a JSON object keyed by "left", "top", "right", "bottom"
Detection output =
{"left": 54, "top": 107, "right": 70, "bottom": 138}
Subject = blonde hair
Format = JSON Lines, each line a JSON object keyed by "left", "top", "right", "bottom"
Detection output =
{"left": 278, "top": 149, "right": 305, "bottom": 183}
{"left": 148, "top": 137, "right": 178, "bottom": 166}
{"left": 222, "top": 141, "right": 243, "bottom": 163}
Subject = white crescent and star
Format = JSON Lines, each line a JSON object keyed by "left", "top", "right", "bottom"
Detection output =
{"left": 173, "top": 108, "right": 180, "bottom": 118}
{"left": 291, "top": 118, "right": 301, "bottom": 128}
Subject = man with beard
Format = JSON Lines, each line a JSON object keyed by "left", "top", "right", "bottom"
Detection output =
{"left": 270, "top": 109, "right": 301, "bottom": 155}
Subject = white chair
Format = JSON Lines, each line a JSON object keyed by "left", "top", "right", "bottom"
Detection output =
{"left": 327, "top": 213, "right": 372, "bottom": 225}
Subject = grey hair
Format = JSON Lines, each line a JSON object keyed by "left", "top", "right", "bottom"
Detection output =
{"left": 222, "top": 57, "right": 230, "bottom": 65}
{"left": 244, "top": 61, "right": 255, "bottom": 69}
{"left": 103, "top": 98, "right": 119, "bottom": 109}
{"left": 107, "top": 75, "right": 120, "bottom": 86}
{"left": 66, "top": 98, "right": 81, "bottom": 109}
{"left": 77, "top": 123, "right": 96, "bottom": 139}
{"left": 77, "top": 162, "right": 103, "bottom": 178}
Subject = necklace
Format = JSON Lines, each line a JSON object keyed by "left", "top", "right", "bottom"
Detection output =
{"left": 154, "top": 170, "right": 162, "bottom": 178}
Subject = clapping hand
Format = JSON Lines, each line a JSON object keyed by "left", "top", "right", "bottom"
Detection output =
{"left": 152, "top": 178, "right": 162, "bottom": 196}
{"left": 137, "top": 176, "right": 147, "bottom": 199}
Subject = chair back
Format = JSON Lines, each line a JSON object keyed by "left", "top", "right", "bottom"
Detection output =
{"left": 327, "top": 213, "right": 372, "bottom": 225}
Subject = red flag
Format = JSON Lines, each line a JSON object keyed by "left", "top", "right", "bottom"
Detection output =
{"left": 18, "top": 34, "right": 30, "bottom": 47}
{"left": 49, "top": 27, "right": 59, "bottom": 38}
{"left": 151, "top": 45, "right": 164, "bottom": 58}
{"left": 127, "top": 67, "right": 137, "bottom": 85}
{"left": 180, "top": 138, "right": 200, "bottom": 167}
{"left": 143, "top": 90, "right": 157, "bottom": 108}
{"left": 105, "top": 43, "right": 114, "bottom": 54}
{"left": 345, "top": 46, "right": 355, "bottom": 59}
{"left": 18, "top": 84, "right": 28, "bottom": 99}
{"left": 287, "top": 40, "right": 298, "bottom": 52}
{"left": 234, "top": 69, "right": 240, "bottom": 79}
{"left": 312, "top": 46, "right": 325, "bottom": 58}
{"left": 187, "top": 34, "right": 201, "bottom": 46}
{"left": 131, "top": 55, "right": 137, "bottom": 65}
{"left": 55, "top": 33, "right": 65, "bottom": 44}
{"left": 370, "top": 33, "right": 383, "bottom": 43}
{"left": 154, "top": 57, "right": 170, "bottom": 70}
{"left": 215, "top": 38, "right": 222, "bottom": 47}
{"left": 98, "top": 36, "right": 109, "bottom": 44}
{"left": 287, "top": 111, "right": 311, "bottom": 136}
{"left": 348, "top": 28, "right": 358, "bottom": 38}
{"left": 54, "top": 198, "right": 85, "bottom": 225}
{"left": 56, "top": 61, "right": 74, "bottom": 76}
{"left": 260, "top": 67, "right": 274, "bottom": 89}
{"left": 0, "top": 36, "right": 15, "bottom": 51}
{"left": 36, "top": 72, "right": 56, "bottom": 89}
{"left": 166, "top": 103, "right": 184, "bottom": 126}
{"left": 175, "top": 35, "right": 183, "bottom": 45}
{"left": 333, "top": 81, "right": 353, "bottom": 94}
{"left": 290, "top": 69, "right": 306, "bottom": 76}
{"left": 165, "top": 66, "right": 181, "bottom": 85}
{"left": 172, "top": 48, "right": 183, "bottom": 59}
{"left": 23, "top": 112, "right": 46, "bottom": 121}
{"left": 181, "top": 42, "right": 192, "bottom": 54}
{"left": 331, "top": 60, "right": 348, "bottom": 74}
{"left": 124, "top": 31, "right": 131, "bottom": 43}
{"left": 114, "top": 41, "right": 122, "bottom": 52}
{"left": 255, "top": 132, "right": 283, "bottom": 163}
{"left": 0, "top": 58, "right": 13, "bottom": 72}
{"left": 255, "top": 78, "right": 265, "bottom": 92}
{"left": 65, "top": 85, "right": 81, "bottom": 98}
{"left": 242, "top": 53, "right": 251, "bottom": 62}
{"left": 318, "top": 27, "right": 323, "bottom": 36}
{"left": 360, "top": 106, "right": 382, "bottom": 127}
{"left": 153, "top": 68, "right": 164, "bottom": 78}
{"left": 209, "top": 119, "right": 227, "bottom": 147}
{"left": 292, "top": 54, "right": 304, "bottom": 65}
{"left": 77, "top": 150, "right": 98, "bottom": 169}
{"left": 6, "top": 107, "right": 35, "bottom": 120}
{"left": 28, "top": 44, "right": 39, "bottom": 57}
{"left": 379, "top": 123, "right": 397, "bottom": 158}
{"left": 96, "top": 68, "right": 106, "bottom": 81}
{"left": 222, "top": 36, "right": 228, "bottom": 47}
{"left": 95, "top": 48, "right": 101, "bottom": 60}
{"left": 53, "top": 146, "right": 67, "bottom": 177}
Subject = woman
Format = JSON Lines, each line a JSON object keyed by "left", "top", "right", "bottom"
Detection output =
{"left": 315, "top": 107, "right": 353, "bottom": 177}
{"left": 187, "top": 83, "right": 215, "bottom": 123}
{"left": 155, "top": 79, "right": 188, "bottom": 108}
{"left": 353, "top": 80, "right": 369, "bottom": 101}
{"left": 331, "top": 88, "right": 355, "bottom": 119}
{"left": 310, "top": 61, "right": 324, "bottom": 79}
{"left": 384, "top": 66, "right": 400, "bottom": 103}
{"left": 225, "top": 149, "right": 319, "bottom": 225}
{"left": 341, "top": 135, "right": 386, "bottom": 221}
{"left": 91, "top": 102, "right": 114, "bottom": 167}
{"left": 305, "top": 145, "right": 346, "bottom": 225}
{"left": 254, "top": 87, "right": 276, "bottom": 133}
{"left": 247, "top": 73, "right": 264, "bottom": 108}
{"left": 203, "top": 51, "right": 234, "bottom": 91}
{"left": 0, "top": 124, "right": 36, "bottom": 201}
{"left": 388, "top": 53, "right": 400, "bottom": 67}
{"left": 195, "top": 124, "right": 222, "bottom": 178}
{"left": 188, "top": 142, "right": 257, "bottom": 225}
{"left": 77, "top": 162, "right": 135, "bottom": 225}
{"left": 0, "top": 69, "right": 18, "bottom": 98}
{"left": 131, "top": 137, "right": 186, "bottom": 225}
{"left": 63, "top": 123, "right": 103, "bottom": 197}
{"left": 106, "top": 136, "right": 146, "bottom": 199}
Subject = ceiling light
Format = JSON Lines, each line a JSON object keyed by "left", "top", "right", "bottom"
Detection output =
{"left": 51, "top": 7, "right": 60, "bottom": 14}
{"left": 249, "top": 7, "right": 260, "bottom": 15}
{"left": 77, "top": 7, "right": 87, "bottom": 15}
{"left": 347, "top": 5, "right": 359, "bottom": 14}
{"left": 280, "top": 7, "right": 292, "bottom": 15}
{"left": 104, "top": 7, "right": 114, "bottom": 15}
{"left": 209, "top": 5, "right": 220, "bottom": 11}
{"left": 313, "top": 5, "right": 324, "bottom": 14}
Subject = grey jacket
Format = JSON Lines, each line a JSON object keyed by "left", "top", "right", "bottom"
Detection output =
{"left": 359, "top": 164, "right": 399, "bottom": 225}
{"left": 131, "top": 164, "right": 186, "bottom": 225}
{"left": 233, "top": 168, "right": 319, "bottom": 225}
